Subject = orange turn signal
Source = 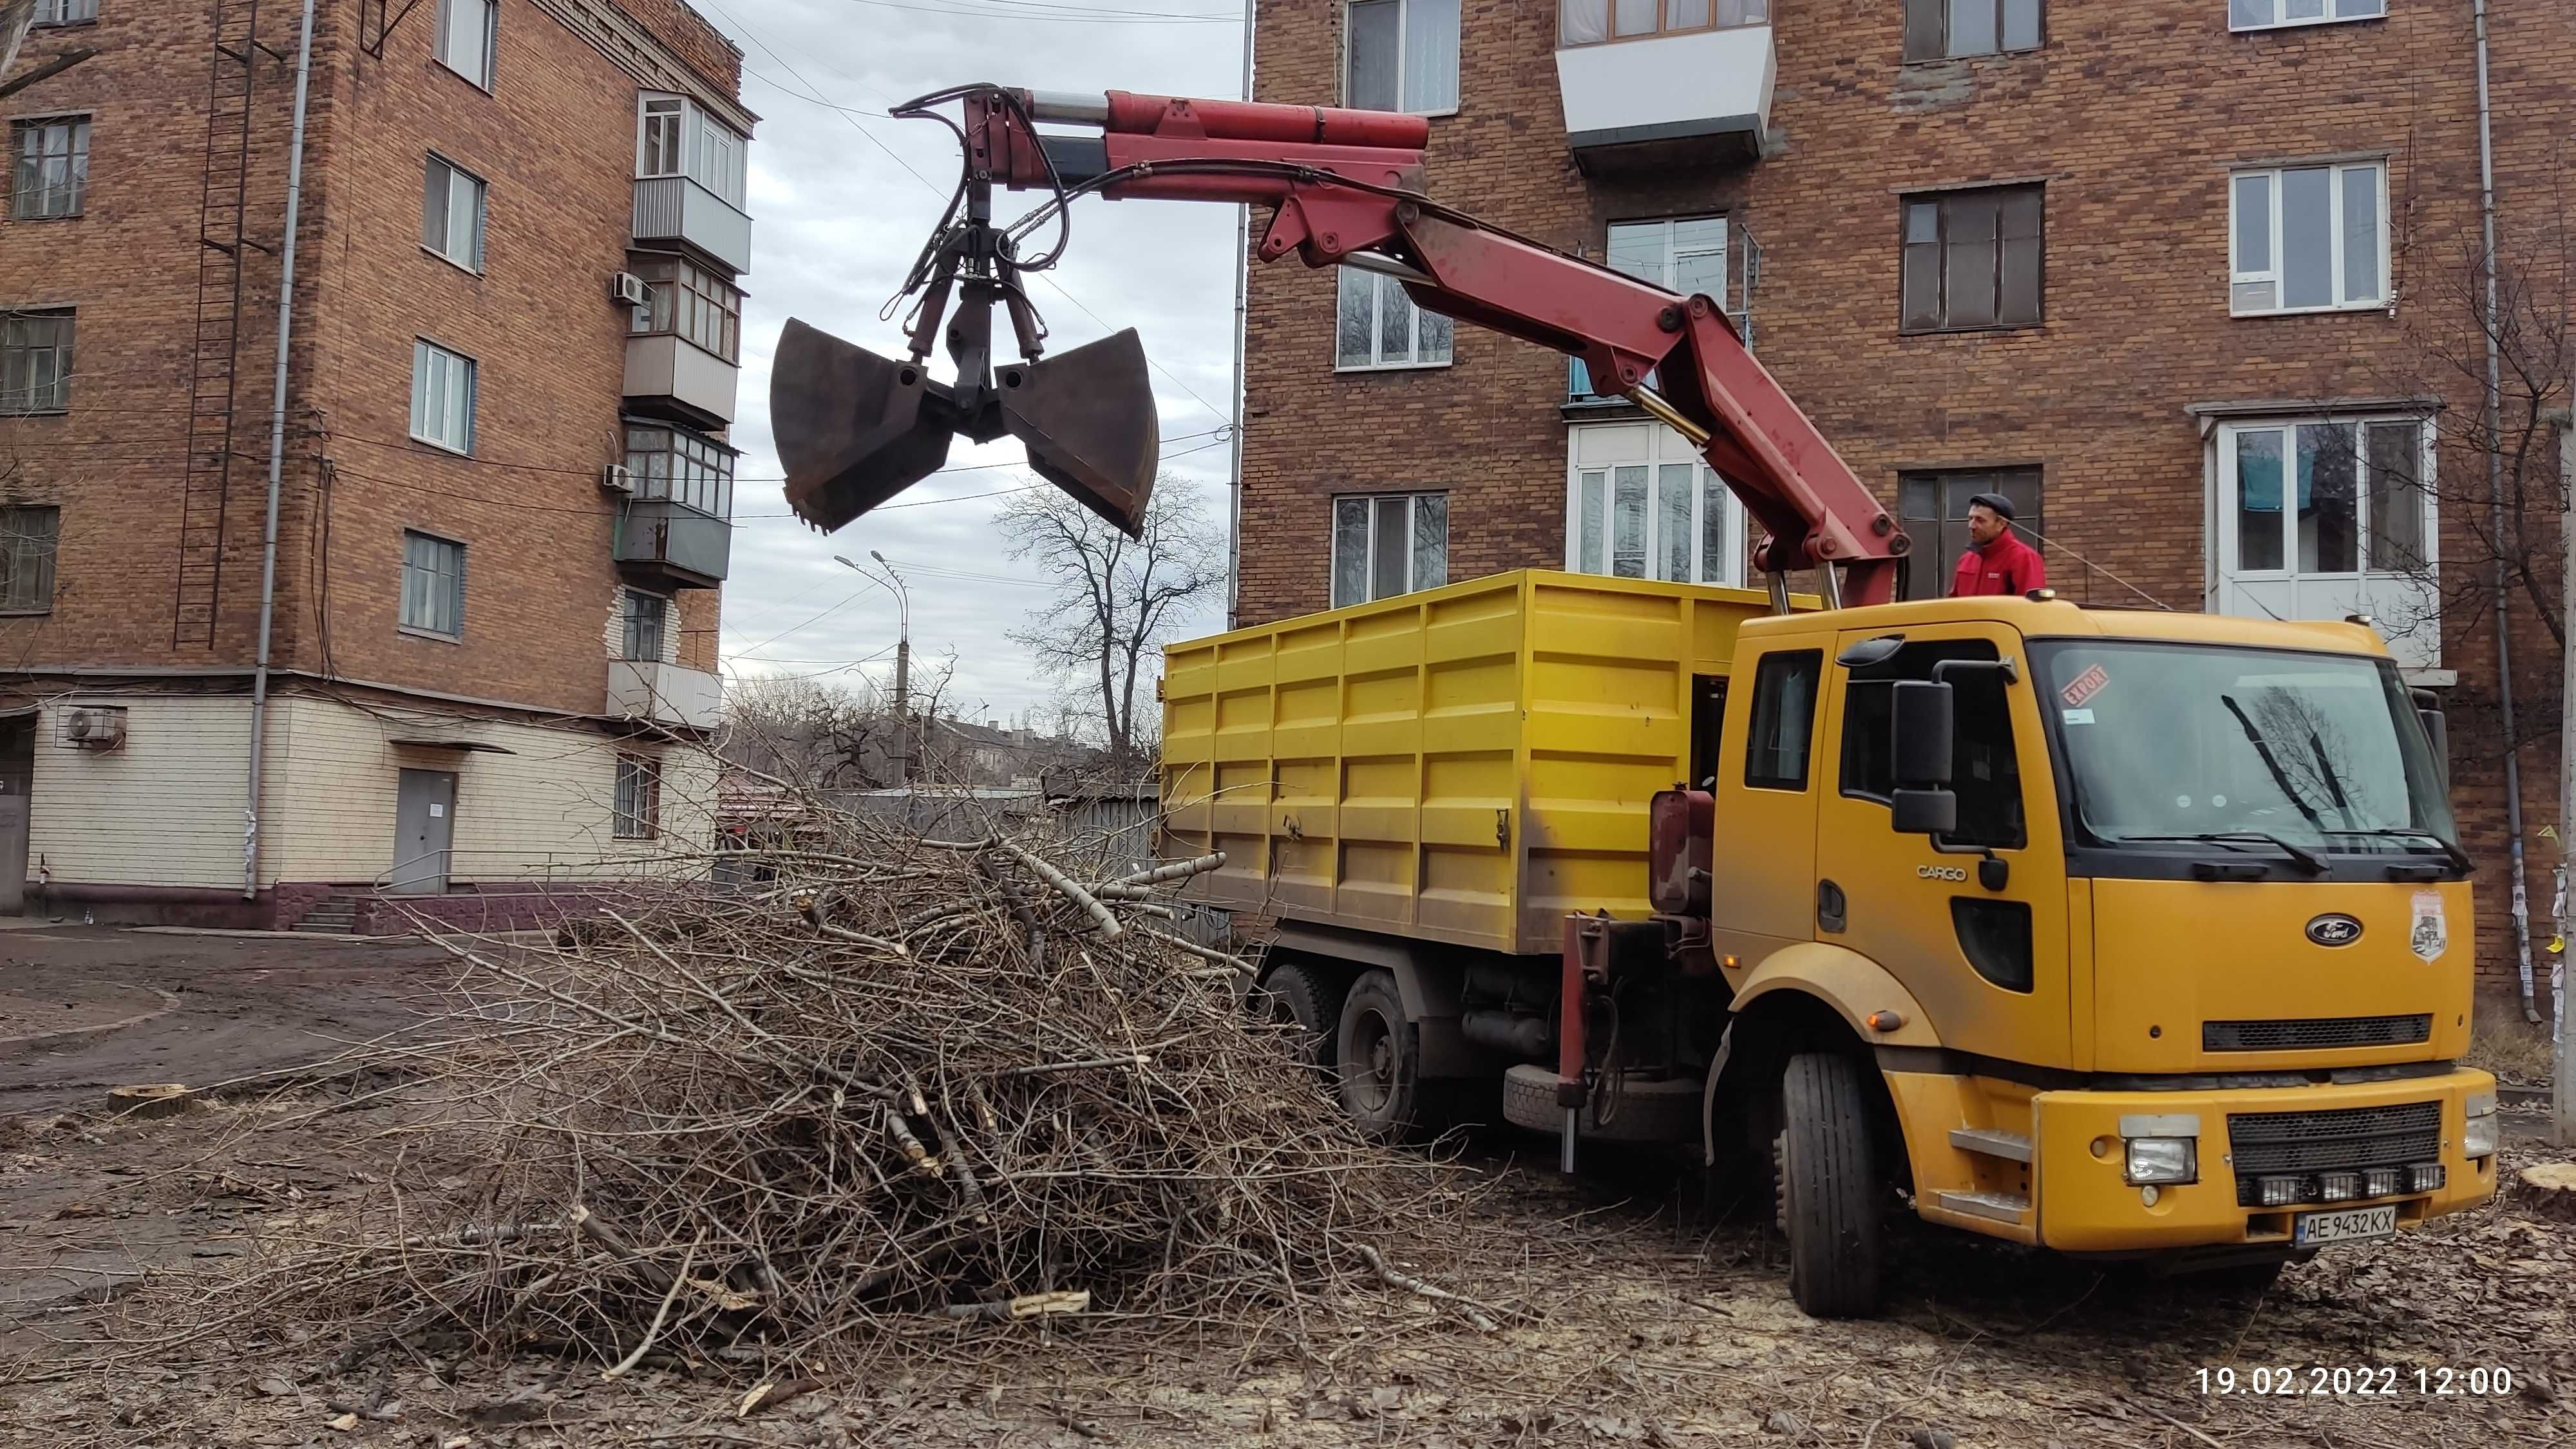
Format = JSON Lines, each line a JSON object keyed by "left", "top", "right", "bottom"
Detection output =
{"left": 1866, "top": 1010, "right": 1906, "bottom": 1033}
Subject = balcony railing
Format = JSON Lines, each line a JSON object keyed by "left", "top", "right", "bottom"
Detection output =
{"left": 1553, "top": 5, "right": 1775, "bottom": 175}
{"left": 607, "top": 660, "right": 723, "bottom": 730}
{"left": 614, "top": 498, "right": 732, "bottom": 590}
{"left": 623, "top": 332, "right": 739, "bottom": 428}
{"left": 632, "top": 175, "right": 752, "bottom": 274}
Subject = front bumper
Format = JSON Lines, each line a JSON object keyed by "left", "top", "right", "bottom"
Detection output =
{"left": 2028, "top": 1068, "right": 2497, "bottom": 1253}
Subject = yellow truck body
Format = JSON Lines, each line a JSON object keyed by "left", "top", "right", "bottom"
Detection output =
{"left": 1160, "top": 569, "right": 1783, "bottom": 953}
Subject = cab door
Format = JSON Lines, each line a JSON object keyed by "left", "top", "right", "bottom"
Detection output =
{"left": 1705, "top": 635, "right": 1830, "bottom": 960}
{"left": 1814, "top": 624, "right": 2072, "bottom": 1068}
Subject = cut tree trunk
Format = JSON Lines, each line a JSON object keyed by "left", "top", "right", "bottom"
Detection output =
{"left": 2510, "top": 1162, "right": 2576, "bottom": 1221}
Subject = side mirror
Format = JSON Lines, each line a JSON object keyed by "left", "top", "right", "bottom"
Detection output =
{"left": 2418, "top": 706, "right": 2449, "bottom": 790}
{"left": 1890, "top": 679, "right": 1955, "bottom": 787}
{"left": 1891, "top": 787, "right": 1958, "bottom": 836}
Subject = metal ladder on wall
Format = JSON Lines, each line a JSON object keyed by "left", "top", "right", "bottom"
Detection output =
{"left": 175, "top": 0, "right": 281, "bottom": 650}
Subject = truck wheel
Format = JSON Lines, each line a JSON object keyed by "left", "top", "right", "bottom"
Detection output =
{"left": 1257, "top": 960, "right": 1341, "bottom": 1068}
{"left": 1336, "top": 970, "right": 1421, "bottom": 1142}
{"left": 1774, "top": 1052, "right": 1886, "bottom": 1319}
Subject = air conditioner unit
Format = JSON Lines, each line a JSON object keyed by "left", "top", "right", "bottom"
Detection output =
{"left": 609, "top": 271, "right": 653, "bottom": 308}
{"left": 63, "top": 707, "right": 126, "bottom": 748}
{"left": 600, "top": 463, "right": 634, "bottom": 494}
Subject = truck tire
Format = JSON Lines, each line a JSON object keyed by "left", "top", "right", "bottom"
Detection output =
{"left": 1336, "top": 970, "right": 1422, "bottom": 1142}
{"left": 1502, "top": 1064, "right": 1703, "bottom": 1145}
{"left": 1774, "top": 1051, "right": 1886, "bottom": 1319}
{"left": 1256, "top": 960, "right": 1342, "bottom": 1068}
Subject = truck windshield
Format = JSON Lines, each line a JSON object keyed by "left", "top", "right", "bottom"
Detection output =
{"left": 2030, "top": 640, "right": 2458, "bottom": 858}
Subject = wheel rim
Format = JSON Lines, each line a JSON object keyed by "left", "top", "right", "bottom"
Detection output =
{"left": 1345, "top": 1005, "right": 1396, "bottom": 1113}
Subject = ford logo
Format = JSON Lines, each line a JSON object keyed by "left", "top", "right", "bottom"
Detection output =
{"left": 2306, "top": 914, "right": 2364, "bottom": 947}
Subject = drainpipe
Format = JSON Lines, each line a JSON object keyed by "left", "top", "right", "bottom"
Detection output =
{"left": 2468, "top": 0, "right": 2540, "bottom": 1021}
{"left": 242, "top": 0, "right": 319, "bottom": 900}
{"left": 1224, "top": 0, "right": 1253, "bottom": 630}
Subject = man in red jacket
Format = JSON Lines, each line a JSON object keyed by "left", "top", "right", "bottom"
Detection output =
{"left": 1949, "top": 493, "right": 2045, "bottom": 598}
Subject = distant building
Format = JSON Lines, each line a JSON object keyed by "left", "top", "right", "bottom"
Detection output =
{"left": 0, "top": 0, "right": 752, "bottom": 928}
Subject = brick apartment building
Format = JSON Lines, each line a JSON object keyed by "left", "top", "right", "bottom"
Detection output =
{"left": 0, "top": 0, "right": 752, "bottom": 929}
{"left": 1237, "top": 0, "right": 2573, "bottom": 999}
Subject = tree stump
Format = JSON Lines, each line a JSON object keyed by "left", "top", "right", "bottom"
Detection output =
{"left": 105, "top": 1083, "right": 194, "bottom": 1120}
{"left": 2511, "top": 1162, "right": 2576, "bottom": 1222}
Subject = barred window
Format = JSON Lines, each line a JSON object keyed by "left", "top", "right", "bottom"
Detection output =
{"left": 614, "top": 753, "right": 661, "bottom": 839}
{"left": 629, "top": 259, "right": 742, "bottom": 362}
{"left": 1, "top": 310, "right": 73, "bottom": 415}
{"left": 623, "top": 423, "right": 735, "bottom": 519}
{"left": 0, "top": 506, "right": 61, "bottom": 614}
{"left": 12, "top": 118, "right": 90, "bottom": 219}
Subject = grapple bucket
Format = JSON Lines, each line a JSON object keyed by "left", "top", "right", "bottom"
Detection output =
{"left": 772, "top": 319, "right": 963, "bottom": 533}
{"left": 998, "top": 329, "right": 1159, "bottom": 536}
{"left": 772, "top": 318, "right": 1161, "bottom": 538}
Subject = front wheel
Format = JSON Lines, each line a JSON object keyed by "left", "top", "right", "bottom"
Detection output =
{"left": 1774, "top": 1051, "right": 1886, "bottom": 1318}
{"left": 1335, "top": 970, "right": 1421, "bottom": 1142}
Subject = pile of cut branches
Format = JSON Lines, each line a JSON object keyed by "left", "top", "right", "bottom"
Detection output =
{"left": 200, "top": 799, "right": 1483, "bottom": 1372}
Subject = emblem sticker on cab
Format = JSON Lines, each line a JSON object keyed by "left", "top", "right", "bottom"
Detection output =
{"left": 2306, "top": 913, "right": 2363, "bottom": 947}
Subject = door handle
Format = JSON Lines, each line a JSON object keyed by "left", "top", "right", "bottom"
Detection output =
{"left": 1817, "top": 878, "right": 1847, "bottom": 933}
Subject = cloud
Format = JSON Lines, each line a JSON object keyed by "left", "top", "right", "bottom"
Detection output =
{"left": 695, "top": 0, "right": 1247, "bottom": 730}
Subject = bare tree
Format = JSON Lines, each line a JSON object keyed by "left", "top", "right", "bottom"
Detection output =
{"left": 998, "top": 477, "right": 1226, "bottom": 766}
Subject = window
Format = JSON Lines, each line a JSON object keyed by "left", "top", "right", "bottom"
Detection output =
{"left": 1897, "top": 468, "right": 2042, "bottom": 600}
{"left": 1336, "top": 269, "right": 1452, "bottom": 368}
{"left": 419, "top": 155, "right": 487, "bottom": 270}
{"left": 2230, "top": 0, "right": 2383, "bottom": 30}
{"left": 621, "top": 589, "right": 668, "bottom": 661}
{"left": 1558, "top": 0, "right": 1766, "bottom": 45}
{"left": 400, "top": 530, "right": 466, "bottom": 638}
{"left": 409, "top": 340, "right": 477, "bottom": 453}
{"left": 629, "top": 258, "right": 742, "bottom": 362}
{"left": 1838, "top": 638, "right": 2024, "bottom": 848}
{"left": 32, "top": 0, "right": 99, "bottom": 24}
{"left": 614, "top": 754, "right": 661, "bottom": 839}
{"left": 1331, "top": 493, "right": 1447, "bottom": 607}
{"left": 2230, "top": 163, "right": 2385, "bottom": 314}
{"left": 0, "top": 310, "right": 72, "bottom": 415}
{"left": 0, "top": 506, "right": 60, "bottom": 614}
{"left": 12, "top": 118, "right": 89, "bottom": 219}
{"left": 1902, "top": 186, "right": 2042, "bottom": 332}
{"left": 1904, "top": 0, "right": 2043, "bottom": 61}
{"left": 1607, "top": 215, "right": 1728, "bottom": 296}
{"left": 2221, "top": 419, "right": 2426, "bottom": 575}
{"left": 1567, "top": 422, "right": 1747, "bottom": 587}
{"left": 434, "top": 0, "right": 497, "bottom": 89}
{"left": 1345, "top": 0, "right": 1459, "bottom": 114}
{"left": 623, "top": 424, "right": 736, "bottom": 518}
{"left": 1744, "top": 649, "right": 1821, "bottom": 790}
{"left": 634, "top": 94, "right": 750, "bottom": 209}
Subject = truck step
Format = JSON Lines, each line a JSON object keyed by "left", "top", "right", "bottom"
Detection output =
{"left": 1933, "top": 1189, "right": 2031, "bottom": 1225}
{"left": 1948, "top": 1128, "right": 2034, "bottom": 1163}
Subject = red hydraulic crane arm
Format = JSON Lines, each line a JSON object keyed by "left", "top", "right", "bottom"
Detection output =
{"left": 974, "top": 88, "right": 1909, "bottom": 604}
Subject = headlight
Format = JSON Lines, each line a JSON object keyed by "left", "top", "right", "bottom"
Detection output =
{"left": 2464, "top": 1096, "right": 2499, "bottom": 1159}
{"left": 2125, "top": 1137, "right": 2197, "bottom": 1186}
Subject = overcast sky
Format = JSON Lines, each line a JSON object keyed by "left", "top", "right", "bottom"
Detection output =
{"left": 693, "top": 0, "right": 1248, "bottom": 732}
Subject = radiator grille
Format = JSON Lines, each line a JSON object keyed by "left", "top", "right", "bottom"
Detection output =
{"left": 2228, "top": 1100, "right": 2442, "bottom": 1206}
{"left": 2203, "top": 1014, "right": 2432, "bottom": 1052}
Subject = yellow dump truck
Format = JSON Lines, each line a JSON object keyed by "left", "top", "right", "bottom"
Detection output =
{"left": 1161, "top": 569, "right": 2499, "bottom": 1317}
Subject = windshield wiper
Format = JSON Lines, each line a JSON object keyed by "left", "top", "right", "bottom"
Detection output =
{"left": 2114, "top": 831, "right": 2330, "bottom": 875}
{"left": 2219, "top": 694, "right": 2327, "bottom": 829}
{"left": 2322, "top": 828, "right": 2472, "bottom": 874}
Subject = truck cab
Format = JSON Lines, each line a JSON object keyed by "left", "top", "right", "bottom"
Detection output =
{"left": 1691, "top": 592, "right": 2495, "bottom": 1308}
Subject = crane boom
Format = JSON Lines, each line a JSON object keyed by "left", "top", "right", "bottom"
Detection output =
{"left": 772, "top": 84, "right": 1910, "bottom": 605}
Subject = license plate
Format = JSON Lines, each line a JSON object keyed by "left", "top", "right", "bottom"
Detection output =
{"left": 2295, "top": 1204, "right": 2398, "bottom": 1245}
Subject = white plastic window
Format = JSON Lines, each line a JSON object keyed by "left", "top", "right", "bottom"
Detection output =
{"left": 1566, "top": 422, "right": 1747, "bottom": 587}
{"left": 1331, "top": 493, "right": 1448, "bottom": 607}
{"left": 433, "top": 0, "right": 497, "bottom": 89}
{"left": 1345, "top": 0, "right": 1460, "bottom": 114}
{"left": 2230, "top": 163, "right": 2385, "bottom": 314}
{"left": 409, "top": 339, "right": 477, "bottom": 454}
{"left": 2230, "top": 0, "right": 2383, "bottom": 32}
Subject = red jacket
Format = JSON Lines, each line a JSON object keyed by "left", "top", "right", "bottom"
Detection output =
{"left": 1949, "top": 531, "right": 2045, "bottom": 598}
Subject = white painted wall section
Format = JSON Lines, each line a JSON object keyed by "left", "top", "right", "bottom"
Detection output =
{"left": 1553, "top": 26, "right": 1774, "bottom": 149}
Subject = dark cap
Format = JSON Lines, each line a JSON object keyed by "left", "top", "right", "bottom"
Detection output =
{"left": 1967, "top": 492, "right": 2016, "bottom": 521}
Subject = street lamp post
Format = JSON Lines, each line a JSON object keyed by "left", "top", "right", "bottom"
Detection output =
{"left": 833, "top": 553, "right": 913, "bottom": 784}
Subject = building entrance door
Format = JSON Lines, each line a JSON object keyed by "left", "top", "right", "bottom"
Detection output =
{"left": 390, "top": 768, "right": 456, "bottom": 895}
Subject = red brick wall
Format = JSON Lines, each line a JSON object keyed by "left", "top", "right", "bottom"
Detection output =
{"left": 0, "top": 0, "right": 735, "bottom": 716}
{"left": 1241, "top": 0, "right": 2571, "bottom": 992}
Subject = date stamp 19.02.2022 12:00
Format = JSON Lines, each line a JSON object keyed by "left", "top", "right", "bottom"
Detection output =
{"left": 2193, "top": 1365, "right": 2518, "bottom": 1398}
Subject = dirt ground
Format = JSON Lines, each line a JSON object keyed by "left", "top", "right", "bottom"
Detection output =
{"left": 0, "top": 931, "right": 2571, "bottom": 1448}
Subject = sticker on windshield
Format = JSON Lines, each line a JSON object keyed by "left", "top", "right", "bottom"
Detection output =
{"left": 2060, "top": 663, "right": 2111, "bottom": 708}
{"left": 2410, "top": 891, "right": 2448, "bottom": 963}
{"left": 2062, "top": 708, "right": 2095, "bottom": 725}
